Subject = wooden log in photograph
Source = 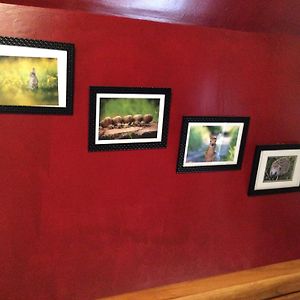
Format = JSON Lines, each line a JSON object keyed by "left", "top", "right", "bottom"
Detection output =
{"left": 100, "top": 123, "right": 158, "bottom": 140}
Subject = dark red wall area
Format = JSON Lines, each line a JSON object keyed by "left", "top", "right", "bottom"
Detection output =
{"left": 1, "top": 0, "right": 300, "bottom": 35}
{"left": 0, "top": 3, "right": 300, "bottom": 300}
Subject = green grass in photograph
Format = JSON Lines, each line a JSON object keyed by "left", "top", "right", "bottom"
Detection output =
{"left": 187, "top": 126, "right": 207, "bottom": 152}
{"left": 99, "top": 98, "right": 160, "bottom": 121}
{"left": 0, "top": 56, "right": 58, "bottom": 106}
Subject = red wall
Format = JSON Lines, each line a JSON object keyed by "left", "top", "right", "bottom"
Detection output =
{"left": 0, "top": 3, "right": 300, "bottom": 300}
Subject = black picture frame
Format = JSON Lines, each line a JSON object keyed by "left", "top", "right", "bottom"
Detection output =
{"left": 88, "top": 86, "right": 171, "bottom": 151}
{"left": 248, "top": 144, "right": 300, "bottom": 196}
{"left": 0, "top": 36, "right": 74, "bottom": 114}
{"left": 177, "top": 116, "right": 249, "bottom": 173}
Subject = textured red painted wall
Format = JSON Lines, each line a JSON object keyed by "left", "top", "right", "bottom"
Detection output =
{"left": 0, "top": 3, "right": 300, "bottom": 300}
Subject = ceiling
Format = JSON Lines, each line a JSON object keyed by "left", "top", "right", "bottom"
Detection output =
{"left": 1, "top": 0, "right": 300, "bottom": 35}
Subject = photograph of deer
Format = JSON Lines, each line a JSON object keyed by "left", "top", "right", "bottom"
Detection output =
{"left": 0, "top": 36, "right": 74, "bottom": 114}
{"left": 248, "top": 144, "right": 300, "bottom": 195}
{"left": 177, "top": 116, "right": 249, "bottom": 173}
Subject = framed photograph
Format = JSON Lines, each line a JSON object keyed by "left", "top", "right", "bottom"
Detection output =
{"left": 88, "top": 86, "right": 171, "bottom": 151}
{"left": 0, "top": 36, "right": 74, "bottom": 114}
{"left": 248, "top": 144, "right": 300, "bottom": 196}
{"left": 177, "top": 116, "right": 249, "bottom": 173}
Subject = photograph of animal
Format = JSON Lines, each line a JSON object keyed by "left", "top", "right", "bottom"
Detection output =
{"left": 98, "top": 97, "right": 159, "bottom": 140}
{"left": 0, "top": 56, "right": 58, "bottom": 106}
{"left": 28, "top": 67, "right": 38, "bottom": 90}
{"left": 185, "top": 124, "right": 240, "bottom": 164}
{"left": 204, "top": 135, "right": 217, "bottom": 162}
{"left": 264, "top": 156, "right": 296, "bottom": 181}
